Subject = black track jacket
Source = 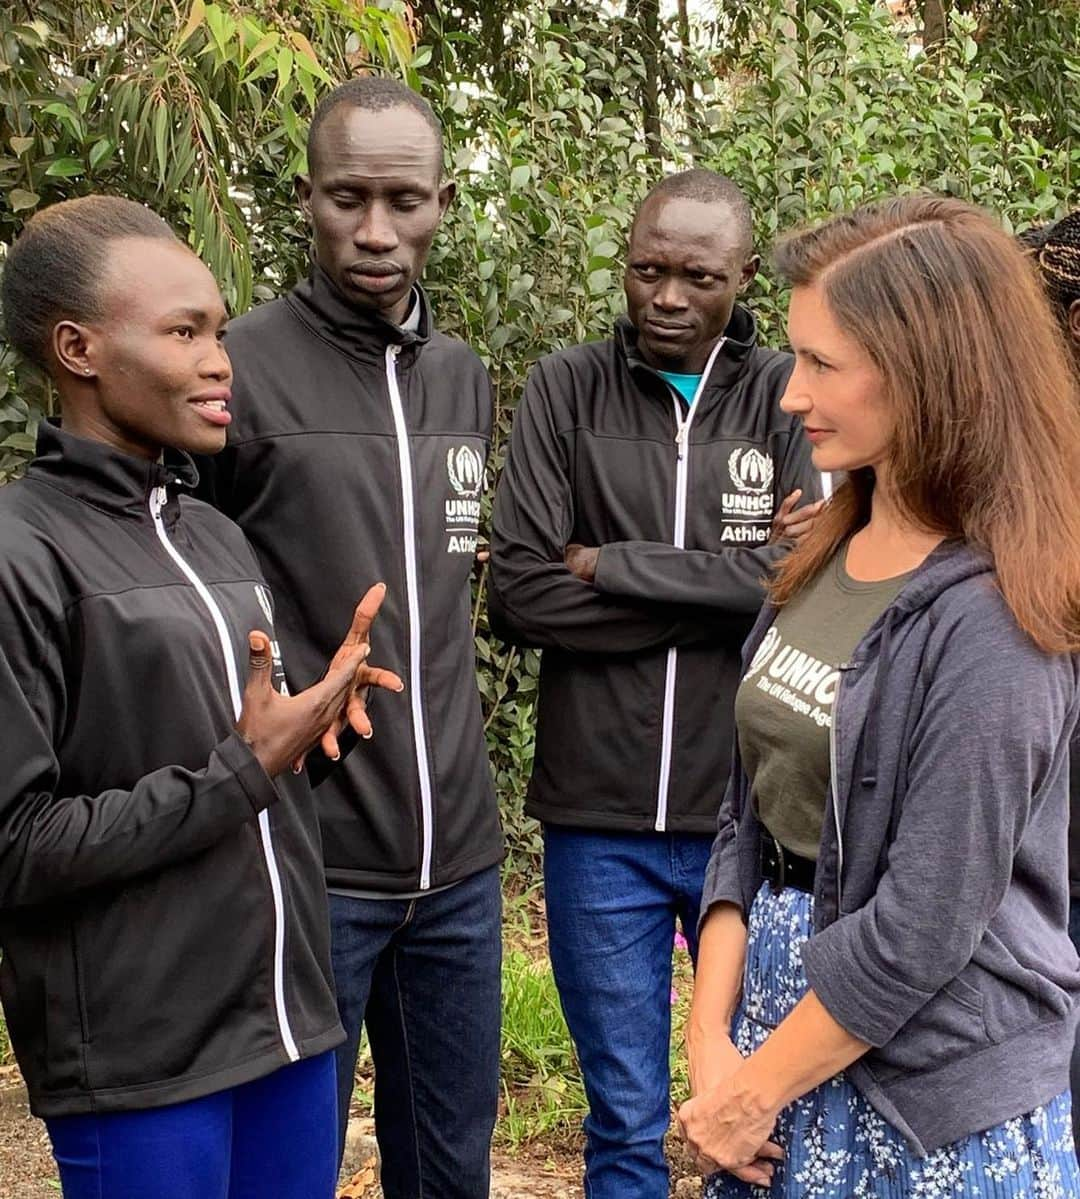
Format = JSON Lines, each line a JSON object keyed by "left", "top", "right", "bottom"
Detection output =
{"left": 200, "top": 267, "right": 502, "bottom": 893}
{"left": 489, "top": 306, "right": 819, "bottom": 833}
{"left": 0, "top": 424, "right": 342, "bottom": 1117}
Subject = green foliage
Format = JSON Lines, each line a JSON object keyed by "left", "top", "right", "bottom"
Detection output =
{"left": 0, "top": 2, "right": 414, "bottom": 308}
{"left": 686, "top": 0, "right": 1078, "bottom": 341}
{"left": 0, "top": 0, "right": 1077, "bottom": 874}
{"left": 499, "top": 948, "right": 586, "bottom": 1148}
{"left": 0, "top": 0, "right": 418, "bottom": 481}
{"left": 497, "top": 924, "right": 695, "bottom": 1148}
{"left": 962, "top": 0, "right": 1080, "bottom": 146}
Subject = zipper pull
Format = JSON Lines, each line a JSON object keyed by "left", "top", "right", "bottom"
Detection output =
{"left": 148, "top": 484, "right": 165, "bottom": 520}
{"left": 675, "top": 422, "right": 688, "bottom": 461}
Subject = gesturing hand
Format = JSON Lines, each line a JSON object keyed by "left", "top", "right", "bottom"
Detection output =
{"left": 770, "top": 488, "right": 825, "bottom": 545}
{"left": 313, "top": 582, "right": 404, "bottom": 765}
{"left": 678, "top": 1076, "right": 784, "bottom": 1188}
{"left": 236, "top": 583, "right": 403, "bottom": 779}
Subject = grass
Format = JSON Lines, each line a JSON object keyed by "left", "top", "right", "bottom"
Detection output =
{"left": 348, "top": 893, "right": 696, "bottom": 1152}
{"left": 499, "top": 947, "right": 587, "bottom": 1149}
{"left": 497, "top": 894, "right": 697, "bottom": 1150}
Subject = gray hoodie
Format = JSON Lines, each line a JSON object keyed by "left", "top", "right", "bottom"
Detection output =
{"left": 701, "top": 540, "right": 1080, "bottom": 1155}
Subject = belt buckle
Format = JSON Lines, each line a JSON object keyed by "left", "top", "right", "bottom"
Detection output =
{"left": 769, "top": 834, "right": 786, "bottom": 894}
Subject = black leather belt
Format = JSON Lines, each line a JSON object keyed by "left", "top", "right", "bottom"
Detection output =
{"left": 760, "top": 833, "right": 816, "bottom": 894}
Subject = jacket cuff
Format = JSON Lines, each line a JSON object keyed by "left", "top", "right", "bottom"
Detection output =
{"left": 592, "top": 545, "right": 613, "bottom": 592}
{"left": 215, "top": 732, "right": 280, "bottom": 816}
{"left": 697, "top": 853, "right": 746, "bottom": 935}
{"left": 801, "top": 914, "right": 933, "bottom": 1048}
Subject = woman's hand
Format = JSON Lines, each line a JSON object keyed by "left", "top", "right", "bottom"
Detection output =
{"left": 686, "top": 1029, "right": 781, "bottom": 1186}
{"left": 236, "top": 584, "right": 403, "bottom": 778}
{"left": 309, "top": 583, "right": 403, "bottom": 765}
{"left": 681, "top": 989, "right": 870, "bottom": 1188}
{"left": 678, "top": 1074, "right": 784, "bottom": 1188}
{"left": 687, "top": 1027, "right": 744, "bottom": 1100}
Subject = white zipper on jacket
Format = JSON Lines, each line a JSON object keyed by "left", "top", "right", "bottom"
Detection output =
{"left": 653, "top": 337, "right": 727, "bottom": 832}
{"left": 149, "top": 485, "right": 300, "bottom": 1062}
{"left": 829, "top": 667, "right": 845, "bottom": 912}
{"left": 385, "top": 344, "right": 436, "bottom": 891}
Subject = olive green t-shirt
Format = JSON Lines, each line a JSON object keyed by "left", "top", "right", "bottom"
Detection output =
{"left": 734, "top": 548, "right": 913, "bottom": 860}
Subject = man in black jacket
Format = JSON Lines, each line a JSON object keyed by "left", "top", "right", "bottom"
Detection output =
{"left": 489, "top": 170, "right": 820, "bottom": 1198}
{"left": 199, "top": 79, "right": 502, "bottom": 1198}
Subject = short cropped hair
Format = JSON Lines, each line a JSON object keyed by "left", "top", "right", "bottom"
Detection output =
{"left": 635, "top": 169, "right": 754, "bottom": 255}
{"left": 306, "top": 77, "right": 443, "bottom": 176}
{"left": 2, "top": 195, "right": 177, "bottom": 370}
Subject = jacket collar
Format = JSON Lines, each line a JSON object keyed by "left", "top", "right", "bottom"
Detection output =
{"left": 285, "top": 261, "right": 433, "bottom": 364}
{"left": 27, "top": 420, "right": 199, "bottom": 519}
{"left": 615, "top": 302, "right": 759, "bottom": 402}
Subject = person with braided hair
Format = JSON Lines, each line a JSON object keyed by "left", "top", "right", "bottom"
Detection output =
{"left": 1023, "top": 208, "right": 1080, "bottom": 1161}
{"left": 1020, "top": 210, "right": 1080, "bottom": 362}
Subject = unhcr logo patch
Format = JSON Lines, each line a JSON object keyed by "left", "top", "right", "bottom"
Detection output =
{"left": 445, "top": 442, "right": 485, "bottom": 554}
{"left": 728, "top": 446, "right": 774, "bottom": 494}
{"left": 720, "top": 443, "right": 775, "bottom": 541}
{"left": 254, "top": 583, "right": 274, "bottom": 626}
{"left": 447, "top": 444, "right": 484, "bottom": 499}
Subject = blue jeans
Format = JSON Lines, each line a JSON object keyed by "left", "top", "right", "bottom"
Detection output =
{"left": 543, "top": 826, "right": 714, "bottom": 1199}
{"left": 329, "top": 865, "right": 501, "bottom": 1199}
{"left": 46, "top": 1052, "right": 336, "bottom": 1199}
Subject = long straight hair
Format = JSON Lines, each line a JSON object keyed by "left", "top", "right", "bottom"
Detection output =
{"left": 770, "top": 195, "right": 1080, "bottom": 654}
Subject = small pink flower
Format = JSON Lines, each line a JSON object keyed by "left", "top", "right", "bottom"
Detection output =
{"left": 674, "top": 930, "right": 689, "bottom": 952}
{"left": 670, "top": 987, "right": 679, "bottom": 1006}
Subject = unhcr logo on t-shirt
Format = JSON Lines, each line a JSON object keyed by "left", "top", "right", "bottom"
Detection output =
{"left": 743, "top": 625, "right": 839, "bottom": 727}
{"left": 746, "top": 626, "right": 782, "bottom": 677}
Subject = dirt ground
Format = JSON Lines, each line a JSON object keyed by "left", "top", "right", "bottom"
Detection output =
{"left": 341, "top": 1118, "right": 585, "bottom": 1198}
{"left": 0, "top": 1071, "right": 58, "bottom": 1198}
{"left": 339, "top": 1114, "right": 705, "bottom": 1199}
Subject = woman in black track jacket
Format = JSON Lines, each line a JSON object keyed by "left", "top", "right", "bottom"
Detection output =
{"left": 0, "top": 196, "right": 401, "bottom": 1199}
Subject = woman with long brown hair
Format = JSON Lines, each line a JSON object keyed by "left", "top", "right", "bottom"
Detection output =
{"left": 680, "top": 194, "right": 1080, "bottom": 1197}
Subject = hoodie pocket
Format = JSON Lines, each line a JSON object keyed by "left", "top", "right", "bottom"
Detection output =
{"left": 871, "top": 974, "right": 989, "bottom": 1082}
{"left": 981, "top": 969, "right": 1069, "bottom": 1044}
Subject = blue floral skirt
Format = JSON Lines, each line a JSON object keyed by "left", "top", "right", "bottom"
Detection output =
{"left": 703, "top": 883, "right": 1079, "bottom": 1199}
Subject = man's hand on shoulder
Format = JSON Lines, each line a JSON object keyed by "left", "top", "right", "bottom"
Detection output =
{"left": 769, "top": 489, "right": 825, "bottom": 546}
{"left": 565, "top": 544, "right": 600, "bottom": 584}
